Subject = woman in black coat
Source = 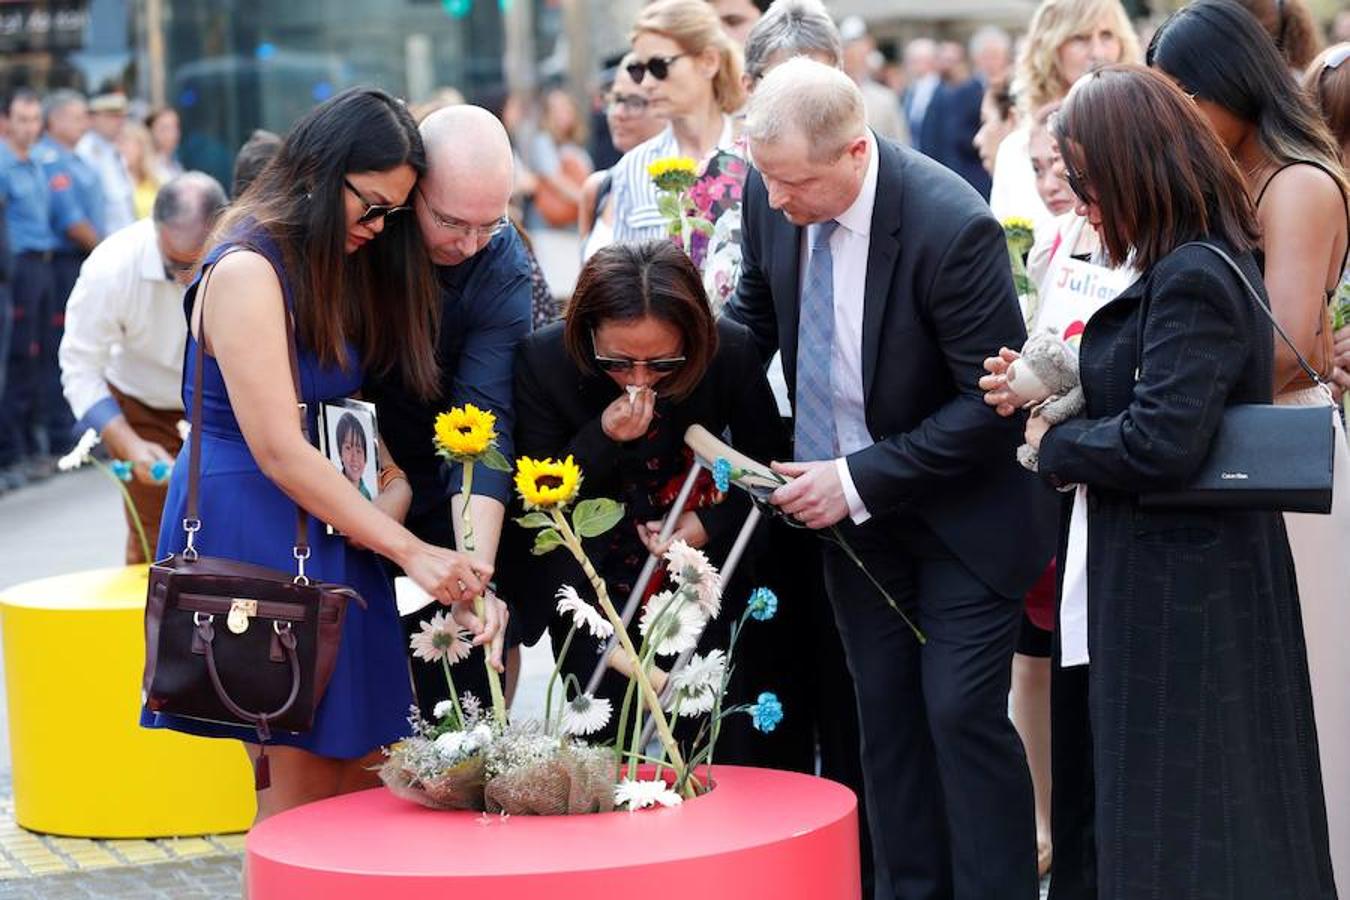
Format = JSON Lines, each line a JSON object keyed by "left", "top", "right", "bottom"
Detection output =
{"left": 502, "top": 240, "right": 789, "bottom": 761}
{"left": 984, "top": 65, "right": 1334, "bottom": 898}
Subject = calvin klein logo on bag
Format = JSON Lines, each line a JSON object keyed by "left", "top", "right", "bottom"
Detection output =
{"left": 1220, "top": 472, "right": 1250, "bottom": 480}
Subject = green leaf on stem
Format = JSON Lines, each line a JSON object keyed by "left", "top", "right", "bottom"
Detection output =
{"left": 480, "top": 446, "right": 512, "bottom": 472}
{"left": 571, "top": 497, "right": 625, "bottom": 538}
{"left": 515, "top": 511, "right": 553, "bottom": 530}
{"left": 531, "top": 527, "right": 565, "bottom": 555}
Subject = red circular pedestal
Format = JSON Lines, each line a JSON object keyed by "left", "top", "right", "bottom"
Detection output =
{"left": 246, "top": 765, "right": 860, "bottom": 899}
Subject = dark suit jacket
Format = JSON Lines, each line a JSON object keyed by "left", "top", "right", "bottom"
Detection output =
{"left": 925, "top": 77, "right": 991, "bottom": 199}
{"left": 726, "top": 136, "right": 1056, "bottom": 598}
{"left": 367, "top": 225, "right": 533, "bottom": 547}
{"left": 501, "top": 317, "right": 787, "bottom": 642}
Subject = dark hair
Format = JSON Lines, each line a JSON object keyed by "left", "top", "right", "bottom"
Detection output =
{"left": 1229, "top": 0, "right": 1322, "bottom": 70}
{"left": 211, "top": 88, "right": 441, "bottom": 400}
{"left": 144, "top": 105, "right": 177, "bottom": 130}
{"left": 1147, "top": 0, "right": 1346, "bottom": 198}
{"left": 231, "top": 129, "right": 282, "bottom": 197}
{"left": 985, "top": 74, "right": 1015, "bottom": 123}
{"left": 335, "top": 411, "right": 369, "bottom": 455}
{"left": 1053, "top": 64, "right": 1259, "bottom": 271}
{"left": 6, "top": 87, "right": 39, "bottom": 114}
{"left": 563, "top": 241, "right": 718, "bottom": 402}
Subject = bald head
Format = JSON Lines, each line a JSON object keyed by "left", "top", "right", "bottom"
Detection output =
{"left": 416, "top": 105, "right": 515, "bottom": 266}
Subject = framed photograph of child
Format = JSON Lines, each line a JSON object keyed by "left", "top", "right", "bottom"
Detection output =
{"left": 318, "top": 399, "right": 379, "bottom": 533}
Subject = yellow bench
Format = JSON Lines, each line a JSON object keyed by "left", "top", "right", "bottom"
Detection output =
{"left": 0, "top": 566, "right": 255, "bottom": 837}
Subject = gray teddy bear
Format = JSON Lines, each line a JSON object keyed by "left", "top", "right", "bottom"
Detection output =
{"left": 1004, "top": 330, "right": 1084, "bottom": 472}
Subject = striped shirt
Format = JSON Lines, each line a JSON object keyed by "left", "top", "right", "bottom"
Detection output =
{"left": 609, "top": 116, "right": 735, "bottom": 246}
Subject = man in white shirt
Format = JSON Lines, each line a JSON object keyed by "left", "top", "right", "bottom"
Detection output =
{"left": 75, "top": 93, "right": 135, "bottom": 234}
{"left": 727, "top": 59, "right": 1057, "bottom": 899}
{"left": 59, "top": 172, "right": 226, "bottom": 562}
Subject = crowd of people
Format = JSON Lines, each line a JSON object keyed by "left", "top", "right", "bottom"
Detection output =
{"left": 4, "top": 0, "right": 1349, "bottom": 897}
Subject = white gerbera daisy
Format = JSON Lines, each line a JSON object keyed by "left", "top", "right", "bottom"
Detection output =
{"left": 666, "top": 649, "right": 726, "bottom": 716}
{"left": 638, "top": 591, "right": 705, "bottom": 657}
{"left": 408, "top": 611, "right": 473, "bottom": 665}
{"left": 559, "top": 692, "right": 612, "bottom": 736}
{"left": 432, "top": 699, "right": 457, "bottom": 721}
{"left": 614, "top": 777, "right": 683, "bottom": 811}
{"left": 57, "top": 428, "right": 100, "bottom": 472}
{"left": 555, "top": 585, "right": 614, "bottom": 639}
{"left": 662, "top": 540, "right": 722, "bottom": 618}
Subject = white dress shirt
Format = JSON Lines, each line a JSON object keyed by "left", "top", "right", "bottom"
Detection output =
{"left": 796, "top": 130, "right": 879, "bottom": 524}
{"left": 76, "top": 131, "right": 136, "bottom": 233}
{"left": 59, "top": 218, "right": 188, "bottom": 431}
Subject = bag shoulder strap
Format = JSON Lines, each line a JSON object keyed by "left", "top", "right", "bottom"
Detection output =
{"left": 184, "top": 246, "right": 311, "bottom": 577}
{"left": 1135, "top": 241, "right": 1327, "bottom": 389}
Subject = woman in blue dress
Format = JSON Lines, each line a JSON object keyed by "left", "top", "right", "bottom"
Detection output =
{"left": 143, "top": 87, "right": 507, "bottom": 823}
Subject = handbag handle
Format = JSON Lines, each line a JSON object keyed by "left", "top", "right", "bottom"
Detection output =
{"left": 1136, "top": 241, "right": 1328, "bottom": 389}
{"left": 195, "top": 614, "right": 302, "bottom": 742}
{"left": 183, "top": 245, "right": 313, "bottom": 581}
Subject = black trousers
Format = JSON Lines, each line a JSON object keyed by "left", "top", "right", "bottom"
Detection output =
{"left": 45, "top": 251, "right": 83, "bottom": 449}
{"left": 822, "top": 516, "right": 1036, "bottom": 900}
{"left": 1046, "top": 661, "right": 1095, "bottom": 900}
{"left": 0, "top": 254, "right": 55, "bottom": 462}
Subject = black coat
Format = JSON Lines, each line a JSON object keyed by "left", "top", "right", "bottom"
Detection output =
{"left": 1037, "top": 241, "right": 1335, "bottom": 899}
{"left": 501, "top": 316, "right": 787, "bottom": 646}
{"left": 727, "top": 136, "right": 1057, "bottom": 600}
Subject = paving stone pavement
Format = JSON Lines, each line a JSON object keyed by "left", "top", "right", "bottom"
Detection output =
{"left": 0, "top": 855, "right": 242, "bottom": 899}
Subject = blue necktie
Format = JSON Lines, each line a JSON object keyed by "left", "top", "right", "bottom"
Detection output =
{"left": 794, "top": 220, "right": 839, "bottom": 462}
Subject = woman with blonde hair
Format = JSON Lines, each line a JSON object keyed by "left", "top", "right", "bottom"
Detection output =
{"left": 990, "top": 0, "right": 1139, "bottom": 233}
{"left": 609, "top": 0, "right": 746, "bottom": 245}
{"left": 117, "top": 121, "right": 160, "bottom": 220}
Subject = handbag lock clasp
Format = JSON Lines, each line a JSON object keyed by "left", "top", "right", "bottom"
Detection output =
{"left": 227, "top": 599, "right": 259, "bottom": 634}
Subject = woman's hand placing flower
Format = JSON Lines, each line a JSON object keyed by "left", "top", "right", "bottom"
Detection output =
{"left": 637, "top": 510, "right": 708, "bottom": 556}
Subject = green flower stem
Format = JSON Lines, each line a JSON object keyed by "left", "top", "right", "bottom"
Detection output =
{"left": 544, "top": 621, "right": 578, "bottom": 735}
{"left": 549, "top": 507, "right": 693, "bottom": 797}
{"left": 459, "top": 461, "right": 508, "bottom": 727}
{"left": 441, "top": 657, "right": 465, "bottom": 728}
{"left": 827, "top": 525, "right": 926, "bottom": 645}
{"left": 94, "top": 460, "right": 151, "bottom": 564}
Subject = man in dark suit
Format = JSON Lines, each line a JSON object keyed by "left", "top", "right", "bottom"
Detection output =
{"left": 367, "top": 105, "right": 532, "bottom": 716}
{"left": 726, "top": 58, "right": 1057, "bottom": 899}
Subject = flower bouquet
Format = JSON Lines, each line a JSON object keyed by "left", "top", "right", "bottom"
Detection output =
{"left": 383, "top": 435, "right": 785, "bottom": 813}
{"left": 57, "top": 427, "right": 173, "bottom": 564}
{"left": 648, "top": 156, "right": 716, "bottom": 258}
{"left": 1002, "top": 216, "right": 1038, "bottom": 328}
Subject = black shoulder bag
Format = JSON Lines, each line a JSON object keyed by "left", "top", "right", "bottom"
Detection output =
{"left": 1138, "top": 242, "right": 1335, "bottom": 514}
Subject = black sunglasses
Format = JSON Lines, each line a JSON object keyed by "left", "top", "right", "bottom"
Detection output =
{"left": 344, "top": 178, "right": 411, "bottom": 224}
{"left": 1063, "top": 164, "right": 1096, "bottom": 205}
{"left": 591, "top": 330, "right": 686, "bottom": 373}
{"left": 625, "top": 54, "right": 685, "bottom": 84}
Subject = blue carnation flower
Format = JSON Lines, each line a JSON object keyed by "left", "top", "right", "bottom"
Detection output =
{"left": 150, "top": 460, "right": 172, "bottom": 482}
{"left": 712, "top": 456, "right": 732, "bottom": 493}
{"left": 747, "top": 587, "right": 778, "bottom": 622}
{"left": 751, "top": 691, "right": 783, "bottom": 733}
{"left": 110, "top": 460, "right": 134, "bottom": 482}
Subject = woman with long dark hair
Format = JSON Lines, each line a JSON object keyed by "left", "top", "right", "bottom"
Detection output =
{"left": 1150, "top": 6, "right": 1350, "bottom": 886}
{"left": 142, "top": 88, "right": 504, "bottom": 823}
{"left": 506, "top": 240, "right": 786, "bottom": 760}
{"left": 983, "top": 65, "right": 1334, "bottom": 898}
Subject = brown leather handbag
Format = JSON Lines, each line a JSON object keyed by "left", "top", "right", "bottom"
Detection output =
{"left": 142, "top": 257, "right": 365, "bottom": 788}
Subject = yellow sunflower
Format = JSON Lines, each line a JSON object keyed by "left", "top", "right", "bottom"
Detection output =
{"left": 515, "top": 455, "right": 583, "bottom": 510}
{"left": 434, "top": 404, "right": 498, "bottom": 458}
{"left": 647, "top": 156, "right": 699, "bottom": 192}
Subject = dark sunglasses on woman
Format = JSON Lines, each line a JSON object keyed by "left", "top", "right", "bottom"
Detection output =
{"left": 625, "top": 54, "right": 685, "bottom": 84}
{"left": 591, "top": 331, "right": 687, "bottom": 373}
{"left": 344, "top": 178, "right": 411, "bottom": 224}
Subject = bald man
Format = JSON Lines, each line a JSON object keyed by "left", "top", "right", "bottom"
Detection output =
{"left": 366, "top": 104, "right": 533, "bottom": 718}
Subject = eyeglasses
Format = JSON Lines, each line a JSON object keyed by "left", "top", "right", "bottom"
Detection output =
{"left": 417, "top": 188, "right": 509, "bottom": 241}
{"left": 1062, "top": 163, "right": 1095, "bottom": 205}
{"left": 626, "top": 54, "right": 685, "bottom": 84}
{"left": 606, "top": 92, "right": 650, "bottom": 116}
{"left": 344, "top": 178, "right": 411, "bottom": 224}
{"left": 591, "top": 331, "right": 686, "bottom": 374}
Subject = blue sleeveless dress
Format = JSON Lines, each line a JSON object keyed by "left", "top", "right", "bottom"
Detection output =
{"left": 140, "top": 231, "right": 413, "bottom": 759}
